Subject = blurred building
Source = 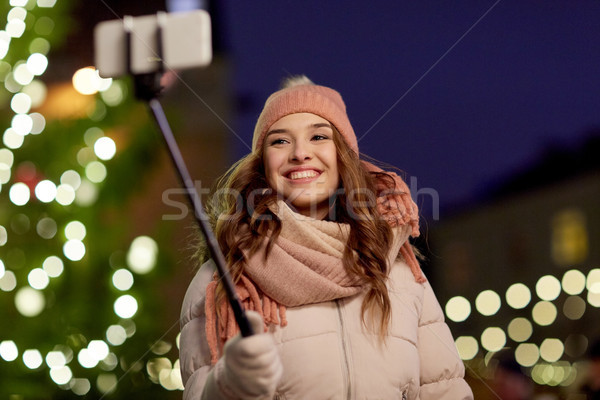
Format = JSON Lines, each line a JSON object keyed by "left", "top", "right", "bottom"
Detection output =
{"left": 429, "top": 134, "right": 600, "bottom": 397}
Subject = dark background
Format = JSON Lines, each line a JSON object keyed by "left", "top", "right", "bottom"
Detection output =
{"left": 72, "top": 0, "right": 600, "bottom": 220}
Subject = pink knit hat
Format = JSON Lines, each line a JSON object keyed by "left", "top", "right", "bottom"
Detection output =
{"left": 252, "top": 82, "right": 359, "bottom": 154}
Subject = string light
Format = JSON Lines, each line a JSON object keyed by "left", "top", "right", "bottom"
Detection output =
{"left": 127, "top": 236, "right": 159, "bottom": 274}
{"left": 114, "top": 295, "right": 138, "bottom": 319}
{"left": 9, "top": 182, "right": 30, "bottom": 205}
{"left": 23, "top": 349, "right": 43, "bottom": 369}
{"left": 28, "top": 268, "right": 49, "bottom": 290}
{"left": 64, "top": 220, "right": 86, "bottom": 240}
{"left": 26, "top": 53, "right": 48, "bottom": 76}
{"left": 536, "top": 275, "right": 561, "bottom": 301}
{"left": 0, "top": 340, "right": 19, "bottom": 361}
{"left": 42, "top": 256, "right": 64, "bottom": 278}
{"left": 94, "top": 136, "right": 116, "bottom": 160}
{"left": 35, "top": 179, "right": 57, "bottom": 203}
{"left": 15, "top": 286, "right": 45, "bottom": 317}
{"left": 63, "top": 239, "right": 86, "bottom": 261}
{"left": 475, "top": 290, "right": 501, "bottom": 316}
{"left": 112, "top": 269, "right": 134, "bottom": 291}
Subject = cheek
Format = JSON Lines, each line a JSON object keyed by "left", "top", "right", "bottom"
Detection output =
{"left": 263, "top": 152, "right": 282, "bottom": 183}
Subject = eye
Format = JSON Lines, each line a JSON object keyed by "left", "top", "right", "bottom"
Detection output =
{"left": 268, "top": 137, "right": 288, "bottom": 146}
{"left": 312, "top": 133, "right": 330, "bottom": 141}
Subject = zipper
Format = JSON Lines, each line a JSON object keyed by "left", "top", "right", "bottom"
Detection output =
{"left": 335, "top": 299, "right": 352, "bottom": 400}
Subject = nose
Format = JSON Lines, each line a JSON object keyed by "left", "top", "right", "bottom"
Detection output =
{"left": 290, "top": 141, "right": 311, "bottom": 161}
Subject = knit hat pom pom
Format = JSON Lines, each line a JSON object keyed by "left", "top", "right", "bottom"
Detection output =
{"left": 280, "top": 75, "right": 315, "bottom": 89}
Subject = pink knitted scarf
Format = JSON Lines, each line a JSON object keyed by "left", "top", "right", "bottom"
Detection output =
{"left": 205, "top": 170, "right": 425, "bottom": 364}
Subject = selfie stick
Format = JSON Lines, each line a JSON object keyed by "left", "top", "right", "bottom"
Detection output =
{"left": 122, "top": 15, "right": 253, "bottom": 337}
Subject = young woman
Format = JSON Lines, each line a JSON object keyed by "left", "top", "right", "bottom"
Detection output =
{"left": 179, "top": 77, "right": 473, "bottom": 399}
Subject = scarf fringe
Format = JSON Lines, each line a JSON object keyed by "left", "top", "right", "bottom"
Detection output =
{"left": 205, "top": 275, "right": 288, "bottom": 365}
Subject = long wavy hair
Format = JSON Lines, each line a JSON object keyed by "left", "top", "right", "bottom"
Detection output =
{"left": 197, "top": 127, "right": 397, "bottom": 337}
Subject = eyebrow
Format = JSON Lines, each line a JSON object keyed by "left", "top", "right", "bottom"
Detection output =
{"left": 266, "top": 123, "right": 333, "bottom": 136}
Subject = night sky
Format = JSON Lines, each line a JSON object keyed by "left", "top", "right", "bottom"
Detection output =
{"left": 215, "top": 1, "right": 600, "bottom": 221}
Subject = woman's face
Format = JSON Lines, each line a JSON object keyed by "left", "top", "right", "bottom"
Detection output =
{"left": 263, "top": 113, "right": 339, "bottom": 219}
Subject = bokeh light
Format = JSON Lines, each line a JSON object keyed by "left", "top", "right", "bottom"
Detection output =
{"left": 10, "top": 92, "right": 31, "bottom": 114}
{"left": 112, "top": 269, "right": 134, "bottom": 291}
{"left": 563, "top": 296, "right": 586, "bottom": 320}
{"left": 55, "top": 184, "right": 76, "bottom": 205}
{"left": 73, "top": 67, "right": 112, "bottom": 95}
{"left": 536, "top": 275, "right": 561, "bottom": 301}
{"left": 36, "top": 217, "right": 57, "bottom": 239}
{"left": 532, "top": 301, "right": 557, "bottom": 326}
{"left": 12, "top": 113, "right": 33, "bottom": 135}
{"left": 29, "top": 111, "right": 46, "bottom": 133}
{"left": 127, "top": 236, "right": 159, "bottom": 274}
{"left": 97, "top": 373, "right": 118, "bottom": 394}
{"left": 45, "top": 350, "right": 66, "bottom": 368}
{"left": 114, "top": 295, "right": 138, "bottom": 319}
{"left": 455, "top": 336, "right": 478, "bottom": 360}
{"left": 75, "top": 179, "right": 98, "bottom": 206}
{"left": 507, "top": 317, "right": 533, "bottom": 342}
{"left": 94, "top": 136, "right": 116, "bottom": 160}
{"left": 0, "top": 225, "right": 6, "bottom": 246}
{"left": 28, "top": 268, "right": 49, "bottom": 290}
{"left": 60, "top": 169, "right": 81, "bottom": 190}
{"left": 35, "top": 179, "right": 57, "bottom": 203}
{"left": 13, "top": 63, "right": 33, "bottom": 84}
{"left": 9, "top": 182, "right": 30, "bottom": 205}
{"left": 562, "top": 269, "right": 586, "bottom": 295}
{"left": 444, "top": 296, "right": 471, "bottom": 323}
{"left": 49, "top": 366, "right": 72, "bottom": 385}
{"left": 43, "top": 256, "right": 64, "bottom": 278}
{"left": 506, "top": 283, "right": 531, "bottom": 309}
{"left": 85, "top": 161, "right": 107, "bottom": 183}
{"left": 30, "top": 37, "right": 51, "bottom": 54}
{"left": 480, "top": 327, "right": 506, "bottom": 352}
{"left": 71, "top": 379, "right": 91, "bottom": 396}
{"left": 78, "top": 348, "right": 98, "bottom": 369}
{"left": 63, "top": 239, "right": 86, "bottom": 261}
{"left": 23, "top": 349, "right": 43, "bottom": 369}
{"left": 26, "top": 53, "right": 48, "bottom": 76}
{"left": 100, "top": 80, "right": 125, "bottom": 106}
{"left": 515, "top": 343, "right": 539, "bottom": 367}
{"left": 540, "top": 338, "right": 564, "bottom": 362}
{"left": 106, "top": 325, "right": 127, "bottom": 346}
{"left": 7, "top": 19, "right": 26, "bottom": 38}
{"left": 587, "top": 269, "right": 600, "bottom": 293}
{"left": 0, "top": 340, "right": 18, "bottom": 362}
{"left": 65, "top": 220, "right": 86, "bottom": 241}
{"left": 3, "top": 127, "right": 25, "bottom": 149}
{"left": 38, "top": 0, "right": 58, "bottom": 7}
{"left": 0, "top": 270, "right": 17, "bottom": 291}
{"left": 475, "top": 290, "right": 501, "bottom": 316}
{"left": 15, "top": 287, "right": 45, "bottom": 317}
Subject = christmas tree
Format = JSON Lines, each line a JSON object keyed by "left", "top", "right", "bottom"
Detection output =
{"left": 0, "top": 1, "right": 192, "bottom": 397}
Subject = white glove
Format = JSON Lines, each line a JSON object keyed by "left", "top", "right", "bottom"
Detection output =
{"left": 203, "top": 311, "right": 283, "bottom": 400}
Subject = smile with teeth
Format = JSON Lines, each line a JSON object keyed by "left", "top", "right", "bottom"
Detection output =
{"left": 287, "top": 170, "right": 320, "bottom": 180}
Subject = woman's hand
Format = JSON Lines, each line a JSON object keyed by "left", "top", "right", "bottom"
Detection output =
{"left": 214, "top": 311, "right": 283, "bottom": 399}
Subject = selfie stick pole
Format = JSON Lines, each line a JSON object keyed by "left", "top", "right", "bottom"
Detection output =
{"left": 123, "top": 16, "right": 253, "bottom": 337}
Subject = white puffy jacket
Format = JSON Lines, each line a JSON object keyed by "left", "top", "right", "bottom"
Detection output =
{"left": 179, "top": 255, "right": 473, "bottom": 400}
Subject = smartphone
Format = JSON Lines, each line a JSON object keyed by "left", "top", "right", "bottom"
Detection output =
{"left": 94, "top": 10, "right": 212, "bottom": 78}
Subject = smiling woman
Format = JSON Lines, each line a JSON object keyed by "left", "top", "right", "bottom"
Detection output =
{"left": 179, "top": 76, "right": 473, "bottom": 399}
{"left": 263, "top": 113, "right": 339, "bottom": 219}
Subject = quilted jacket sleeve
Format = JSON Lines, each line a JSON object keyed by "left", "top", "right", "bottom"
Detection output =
{"left": 417, "top": 281, "right": 473, "bottom": 399}
{"left": 179, "top": 261, "right": 220, "bottom": 400}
